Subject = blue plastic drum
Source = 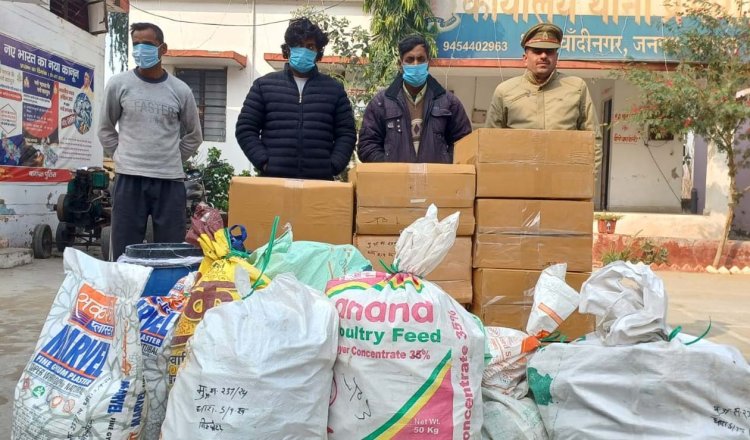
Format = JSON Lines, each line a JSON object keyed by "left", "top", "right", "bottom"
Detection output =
{"left": 122, "top": 243, "right": 203, "bottom": 296}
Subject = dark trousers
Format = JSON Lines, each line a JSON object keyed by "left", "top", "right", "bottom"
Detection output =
{"left": 110, "top": 173, "right": 186, "bottom": 261}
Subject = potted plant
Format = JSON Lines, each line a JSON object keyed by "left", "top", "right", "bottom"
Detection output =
{"left": 594, "top": 212, "right": 622, "bottom": 234}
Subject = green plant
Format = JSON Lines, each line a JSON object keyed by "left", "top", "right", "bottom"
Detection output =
{"left": 640, "top": 239, "right": 670, "bottom": 265}
{"left": 185, "top": 147, "right": 234, "bottom": 212}
{"left": 621, "top": 0, "right": 750, "bottom": 267}
{"left": 293, "top": 0, "right": 436, "bottom": 128}
{"left": 594, "top": 212, "right": 623, "bottom": 221}
{"left": 292, "top": 7, "right": 372, "bottom": 127}
{"left": 601, "top": 247, "right": 633, "bottom": 266}
{"left": 600, "top": 233, "right": 669, "bottom": 266}
{"left": 363, "top": 0, "right": 437, "bottom": 81}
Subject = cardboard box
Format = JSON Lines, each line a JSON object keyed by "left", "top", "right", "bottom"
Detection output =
{"left": 354, "top": 163, "right": 475, "bottom": 208}
{"left": 433, "top": 280, "right": 473, "bottom": 304}
{"left": 473, "top": 268, "right": 590, "bottom": 308}
{"left": 356, "top": 206, "right": 475, "bottom": 236}
{"left": 473, "top": 234, "right": 593, "bottom": 272}
{"left": 454, "top": 128, "right": 594, "bottom": 199}
{"left": 354, "top": 235, "right": 472, "bottom": 281}
{"left": 228, "top": 177, "right": 353, "bottom": 250}
{"left": 476, "top": 199, "right": 593, "bottom": 235}
{"left": 474, "top": 304, "right": 595, "bottom": 340}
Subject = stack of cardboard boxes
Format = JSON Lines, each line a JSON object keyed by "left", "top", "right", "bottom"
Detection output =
{"left": 352, "top": 163, "right": 476, "bottom": 304}
{"left": 454, "top": 129, "right": 596, "bottom": 337}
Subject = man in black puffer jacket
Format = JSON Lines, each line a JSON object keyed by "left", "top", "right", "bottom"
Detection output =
{"left": 235, "top": 18, "right": 356, "bottom": 180}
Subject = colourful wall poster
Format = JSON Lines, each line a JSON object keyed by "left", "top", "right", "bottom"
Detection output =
{"left": 431, "top": 0, "right": 694, "bottom": 61}
{"left": 0, "top": 33, "right": 94, "bottom": 182}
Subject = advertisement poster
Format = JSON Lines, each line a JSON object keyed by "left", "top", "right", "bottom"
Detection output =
{"left": 0, "top": 33, "right": 95, "bottom": 183}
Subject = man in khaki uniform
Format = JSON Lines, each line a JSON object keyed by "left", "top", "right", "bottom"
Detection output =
{"left": 486, "top": 23, "right": 603, "bottom": 175}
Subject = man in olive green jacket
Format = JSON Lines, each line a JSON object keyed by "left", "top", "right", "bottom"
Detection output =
{"left": 485, "top": 23, "right": 603, "bottom": 176}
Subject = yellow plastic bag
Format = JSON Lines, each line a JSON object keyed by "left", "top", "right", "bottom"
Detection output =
{"left": 168, "top": 227, "right": 270, "bottom": 384}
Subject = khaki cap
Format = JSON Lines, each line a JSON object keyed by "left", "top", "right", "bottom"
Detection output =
{"left": 521, "top": 23, "right": 563, "bottom": 49}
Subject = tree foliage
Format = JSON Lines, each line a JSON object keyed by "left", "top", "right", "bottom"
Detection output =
{"left": 622, "top": 0, "right": 750, "bottom": 265}
{"left": 291, "top": 6, "right": 372, "bottom": 124}
{"left": 292, "top": 0, "right": 435, "bottom": 125}
{"left": 363, "top": 0, "right": 437, "bottom": 80}
{"left": 107, "top": 12, "right": 129, "bottom": 73}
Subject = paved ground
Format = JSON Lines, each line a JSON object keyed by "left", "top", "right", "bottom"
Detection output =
{"left": 0, "top": 256, "right": 748, "bottom": 432}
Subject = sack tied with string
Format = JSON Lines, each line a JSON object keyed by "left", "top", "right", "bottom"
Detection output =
{"left": 326, "top": 205, "right": 486, "bottom": 440}
{"left": 527, "top": 262, "right": 750, "bottom": 440}
{"left": 168, "top": 225, "right": 270, "bottom": 385}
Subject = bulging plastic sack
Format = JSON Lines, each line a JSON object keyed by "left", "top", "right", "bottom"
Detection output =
{"left": 392, "top": 204, "right": 459, "bottom": 276}
{"left": 481, "top": 264, "right": 584, "bottom": 440}
{"left": 137, "top": 273, "right": 194, "bottom": 440}
{"left": 526, "top": 264, "right": 580, "bottom": 338}
{"left": 579, "top": 261, "right": 670, "bottom": 345}
{"left": 483, "top": 264, "right": 582, "bottom": 399}
{"left": 481, "top": 389, "right": 547, "bottom": 440}
{"left": 13, "top": 248, "right": 150, "bottom": 439}
{"left": 249, "top": 226, "right": 372, "bottom": 291}
{"left": 326, "top": 205, "right": 486, "bottom": 439}
{"left": 528, "top": 262, "right": 750, "bottom": 439}
{"left": 161, "top": 272, "right": 338, "bottom": 439}
{"left": 168, "top": 227, "right": 269, "bottom": 385}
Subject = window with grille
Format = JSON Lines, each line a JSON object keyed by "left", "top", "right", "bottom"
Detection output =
{"left": 50, "top": 0, "right": 90, "bottom": 32}
{"left": 175, "top": 68, "right": 228, "bottom": 142}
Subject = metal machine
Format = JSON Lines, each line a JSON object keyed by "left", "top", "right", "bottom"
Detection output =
{"left": 31, "top": 167, "right": 112, "bottom": 258}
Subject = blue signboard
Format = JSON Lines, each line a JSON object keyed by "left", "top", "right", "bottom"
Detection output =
{"left": 1, "top": 33, "right": 93, "bottom": 89}
{"left": 435, "top": 13, "right": 675, "bottom": 61}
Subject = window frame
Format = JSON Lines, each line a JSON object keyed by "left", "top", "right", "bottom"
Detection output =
{"left": 175, "top": 67, "right": 228, "bottom": 143}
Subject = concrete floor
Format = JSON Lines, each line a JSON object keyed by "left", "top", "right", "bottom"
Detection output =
{"left": 0, "top": 256, "right": 748, "bottom": 432}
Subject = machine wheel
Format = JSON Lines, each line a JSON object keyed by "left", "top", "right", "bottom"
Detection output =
{"left": 55, "top": 222, "right": 75, "bottom": 252}
{"left": 100, "top": 226, "right": 112, "bottom": 261}
{"left": 32, "top": 224, "right": 53, "bottom": 259}
{"left": 56, "top": 194, "right": 68, "bottom": 222}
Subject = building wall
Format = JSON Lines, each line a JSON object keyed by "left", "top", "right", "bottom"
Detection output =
{"left": 607, "top": 80, "right": 683, "bottom": 212}
{"left": 734, "top": 122, "right": 750, "bottom": 233}
{"left": 0, "top": 4, "right": 106, "bottom": 247}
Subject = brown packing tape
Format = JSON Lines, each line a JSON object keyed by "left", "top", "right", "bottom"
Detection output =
{"left": 282, "top": 179, "right": 304, "bottom": 230}
{"left": 354, "top": 163, "right": 476, "bottom": 207}
{"left": 469, "top": 129, "right": 594, "bottom": 164}
{"left": 472, "top": 304, "right": 595, "bottom": 340}
{"left": 454, "top": 129, "right": 594, "bottom": 199}
{"left": 472, "top": 268, "right": 590, "bottom": 308}
{"left": 472, "top": 234, "right": 593, "bottom": 272}
{"left": 356, "top": 206, "right": 475, "bottom": 236}
{"left": 475, "top": 199, "right": 593, "bottom": 235}
{"left": 475, "top": 162, "right": 593, "bottom": 199}
{"left": 228, "top": 177, "right": 353, "bottom": 250}
{"left": 408, "top": 163, "right": 428, "bottom": 205}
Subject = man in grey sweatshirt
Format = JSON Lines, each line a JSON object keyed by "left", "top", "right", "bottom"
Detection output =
{"left": 98, "top": 22, "right": 202, "bottom": 261}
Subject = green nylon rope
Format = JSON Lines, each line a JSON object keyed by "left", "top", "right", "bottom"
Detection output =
{"left": 378, "top": 258, "right": 399, "bottom": 275}
{"left": 668, "top": 319, "right": 712, "bottom": 345}
{"left": 242, "top": 216, "right": 279, "bottom": 299}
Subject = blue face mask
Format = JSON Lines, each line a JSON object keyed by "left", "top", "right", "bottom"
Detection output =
{"left": 132, "top": 43, "right": 161, "bottom": 69}
{"left": 402, "top": 63, "right": 429, "bottom": 87}
{"left": 289, "top": 47, "right": 317, "bottom": 73}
